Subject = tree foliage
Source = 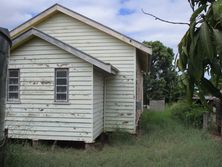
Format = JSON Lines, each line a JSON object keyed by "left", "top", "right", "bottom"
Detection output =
{"left": 144, "top": 41, "right": 182, "bottom": 103}
{"left": 177, "top": 0, "right": 222, "bottom": 106}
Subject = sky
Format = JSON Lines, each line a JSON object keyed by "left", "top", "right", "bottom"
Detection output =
{"left": 0, "top": 0, "right": 193, "bottom": 54}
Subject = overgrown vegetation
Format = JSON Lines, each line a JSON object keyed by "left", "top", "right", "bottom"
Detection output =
{"left": 170, "top": 101, "right": 205, "bottom": 128}
{"left": 5, "top": 105, "right": 222, "bottom": 167}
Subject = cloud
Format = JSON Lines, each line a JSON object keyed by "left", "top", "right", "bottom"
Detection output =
{"left": 0, "top": 0, "right": 192, "bottom": 53}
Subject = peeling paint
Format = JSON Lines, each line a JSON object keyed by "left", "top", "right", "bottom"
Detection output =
{"left": 40, "top": 81, "right": 51, "bottom": 84}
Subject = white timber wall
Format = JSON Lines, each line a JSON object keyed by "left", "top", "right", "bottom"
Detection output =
{"left": 93, "top": 70, "right": 104, "bottom": 140}
{"left": 36, "top": 12, "right": 137, "bottom": 133}
{"left": 6, "top": 38, "right": 95, "bottom": 143}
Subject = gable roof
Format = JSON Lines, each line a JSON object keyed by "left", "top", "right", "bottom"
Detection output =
{"left": 10, "top": 4, "right": 152, "bottom": 55}
{"left": 12, "top": 28, "right": 118, "bottom": 75}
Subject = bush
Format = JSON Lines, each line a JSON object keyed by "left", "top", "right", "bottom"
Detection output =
{"left": 170, "top": 101, "right": 205, "bottom": 128}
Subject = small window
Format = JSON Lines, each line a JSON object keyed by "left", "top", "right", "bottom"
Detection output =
{"left": 55, "top": 68, "right": 69, "bottom": 102}
{"left": 8, "top": 69, "right": 20, "bottom": 101}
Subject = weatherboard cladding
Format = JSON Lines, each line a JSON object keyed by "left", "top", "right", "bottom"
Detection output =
{"left": 5, "top": 5, "right": 144, "bottom": 143}
{"left": 136, "top": 55, "right": 144, "bottom": 124}
{"left": 36, "top": 12, "right": 137, "bottom": 132}
{"left": 6, "top": 38, "right": 95, "bottom": 143}
{"left": 93, "top": 70, "right": 104, "bottom": 140}
{"left": 10, "top": 4, "right": 152, "bottom": 55}
{"left": 12, "top": 28, "right": 118, "bottom": 75}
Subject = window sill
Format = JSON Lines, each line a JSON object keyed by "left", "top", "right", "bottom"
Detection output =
{"left": 53, "top": 102, "right": 70, "bottom": 105}
{"left": 6, "top": 101, "right": 21, "bottom": 104}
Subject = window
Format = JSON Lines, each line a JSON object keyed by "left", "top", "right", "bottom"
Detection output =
{"left": 8, "top": 69, "right": 20, "bottom": 101}
{"left": 55, "top": 68, "right": 69, "bottom": 102}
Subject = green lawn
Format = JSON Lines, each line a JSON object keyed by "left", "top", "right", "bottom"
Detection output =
{"left": 5, "top": 110, "right": 222, "bottom": 167}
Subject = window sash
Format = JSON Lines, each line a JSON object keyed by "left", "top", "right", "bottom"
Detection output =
{"left": 8, "top": 69, "right": 20, "bottom": 101}
{"left": 55, "top": 68, "right": 69, "bottom": 102}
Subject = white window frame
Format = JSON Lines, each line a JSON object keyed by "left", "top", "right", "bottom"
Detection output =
{"left": 54, "top": 68, "right": 69, "bottom": 102}
{"left": 7, "top": 69, "right": 20, "bottom": 102}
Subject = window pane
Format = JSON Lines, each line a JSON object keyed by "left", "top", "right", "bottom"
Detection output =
{"left": 8, "top": 69, "right": 19, "bottom": 101}
{"left": 56, "top": 70, "right": 67, "bottom": 77}
{"left": 55, "top": 68, "right": 68, "bottom": 102}
{"left": 9, "top": 70, "right": 18, "bottom": 77}
{"left": 9, "top": 85, "right": 18, "bottom": 92}
{"left": 57, "top": 86, "right": 67, "bottom": 93}
{"left": 9, "top": 78, "right": 18, "bottom": 84}
{"left": 56, "top": 94, "right": 66, "bottom": 100}
{"left": 57, "top": 79, "right": 67, "bottom": 85}
{"left": 9, "top": 93, "right": 18, "bottom": 99}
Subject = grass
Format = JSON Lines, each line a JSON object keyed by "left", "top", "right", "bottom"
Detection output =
{"left": 5, "top": 107, "right": 222, "bottom": 167}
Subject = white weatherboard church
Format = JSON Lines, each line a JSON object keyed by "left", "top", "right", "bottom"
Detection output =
{"left": 6, "top": 4, "right": 152, "bottom": 143}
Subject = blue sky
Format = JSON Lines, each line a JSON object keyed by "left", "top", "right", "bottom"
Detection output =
{"left": 118, "top": 8, "right": 135, "bottom": 15}
{"left": 0, "top": 0, "right": 192, "bottom": 53}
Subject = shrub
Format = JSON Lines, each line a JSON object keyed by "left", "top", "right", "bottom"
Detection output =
{"left": 170, "top": 101, "right": 205, "bottom": 128}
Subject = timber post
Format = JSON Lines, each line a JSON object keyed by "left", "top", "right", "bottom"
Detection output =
{"left": 221, "top": 119, "right": 222, "bottom": 136}
{"left": 215, "top": 98, "right": 222, "bottom": 134}
{"left": 203, "top": 112, "right": 208, "bottom": 129}
{"left": 0, "top": 27, "right": 11, "bottom": 167}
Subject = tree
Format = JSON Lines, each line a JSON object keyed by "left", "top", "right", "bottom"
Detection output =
{"left": 177, "top": 0, "right": 222, "bottom": 107}
{"left": 143, "top": 41, "right": 182, "bottom": 103}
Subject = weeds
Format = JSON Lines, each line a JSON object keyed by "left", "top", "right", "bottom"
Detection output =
{"left": 5, "top": 104, "right": 222, "bottom": 167}
{"left": 170, "top": 101, "right": 205, "bottom": 128}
